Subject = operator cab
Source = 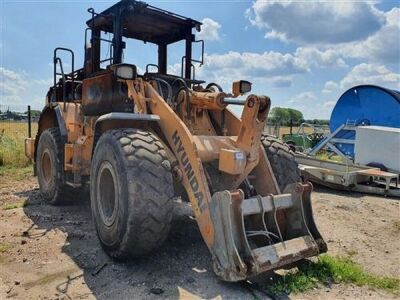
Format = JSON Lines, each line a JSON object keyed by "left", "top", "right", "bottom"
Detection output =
{"left": 49, "top": 0, "right": 206, "bottom": 115}
{"left": 84, "top": 0, "right": 204, "bottom": 82}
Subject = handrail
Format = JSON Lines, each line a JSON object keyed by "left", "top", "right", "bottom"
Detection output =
{"left": 180, "top": 57, "right": 197, "bottom": 80}
{"left": 146, "top": 64, "right": 159, "bottom": 73}
{"left": 180, "top": 39, "right": 204, "bottom": 80}
{"left": 53, "top": 47, "right": 75, "bottom": 111}
{"left": 54, "top": 58, "right": 67, "bottom": 111}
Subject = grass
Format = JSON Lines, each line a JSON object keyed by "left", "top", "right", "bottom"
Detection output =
{"left": 0, "top": 242, "right": 12, "bottom": 263}
{"left": 344, "top": 249, "right": 358, "bottom": 257}
{"left": 2, "top": 199, "right": 29, "bottom": 210}
{"left": 266, "top": 255, "right": 400, "bottom": 296}
{"left": 0, "top": 165, "right": 33, "bottom": 184}
{"left": 264, "top": 126, "right": 315, "bottom": 138}
{"left": 393, "top": 220, "right": 400, "bottom": 232}
{"left": 0, "top": 242, "right": 11, "bottom": 253}
{"left": 0, "top": 122, "right": 37, "bottom": 168}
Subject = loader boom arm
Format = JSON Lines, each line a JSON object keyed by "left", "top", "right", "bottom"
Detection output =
{"left": 127, "top": 79, "right": 270, "bottom": 249}
{"left": 126, "top": 78, "right": 326, "bottom": 281}
{"left": 142, "top": 81, "right": 216, "bottom": 246}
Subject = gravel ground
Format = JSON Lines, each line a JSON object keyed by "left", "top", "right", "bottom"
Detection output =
{"left": 0, "top": 173, "right": 399, "bottom": 299}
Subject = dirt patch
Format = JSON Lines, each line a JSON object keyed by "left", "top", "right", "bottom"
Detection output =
{"left": 312, "top": 187, "right": 399, "bottom": 279}
{"left": 0, "top": 174, "right": 399, "bottom": 299}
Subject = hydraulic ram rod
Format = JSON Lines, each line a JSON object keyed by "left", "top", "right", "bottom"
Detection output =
{"left": 223, "top": 99, "right": 246, "bottom": 105}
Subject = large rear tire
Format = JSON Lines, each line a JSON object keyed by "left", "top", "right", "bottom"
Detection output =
{"left": 261, "top": 134, "right": 301, "bottom": 192}
{"left": 36, "top": 127, "right": 72, "bottom": 205}
{"left": 90, "top": 129, "right": 174, "bottom": 259}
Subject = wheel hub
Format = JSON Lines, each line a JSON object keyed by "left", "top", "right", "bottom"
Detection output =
{"left": 97, "top": 161, "right": 118, "bottom": 227}
{"left": 41, "top": 150, "right": 52, "bottom": 184}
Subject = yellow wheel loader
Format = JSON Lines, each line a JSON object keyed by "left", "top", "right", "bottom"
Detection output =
{"left": 25, "top": 0, "right": 326, "bottom": 281}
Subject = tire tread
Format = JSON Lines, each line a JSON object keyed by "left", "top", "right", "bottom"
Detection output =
{"left": 261, "top": 134, "right": 301, "bottom": 192}
{"left": 95, "top": 129, "right": 173, "bottom": 259}
{"left": 37, "top": 127, "right": 77, "bottom": 205}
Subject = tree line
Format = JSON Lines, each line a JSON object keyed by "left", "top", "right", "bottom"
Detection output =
{"left": 268, "top": 107, "right": 329, "bottom": 126}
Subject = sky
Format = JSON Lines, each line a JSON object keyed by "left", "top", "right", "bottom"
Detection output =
{"left": 1, "top": 0, "right": 399, "bottom": 119}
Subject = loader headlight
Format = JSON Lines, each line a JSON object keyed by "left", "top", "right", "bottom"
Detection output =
{"left": 232, "top": 80, "right": 252, "bottom": 96}
{"left": 110, "top": 63, "right": 137, "bottom": 80}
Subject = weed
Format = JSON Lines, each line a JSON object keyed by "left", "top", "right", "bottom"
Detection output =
{"left": 345, "top": 249, "right": 358, "bottom": 257}
{"left": 2, "top": 200, "right": 28, "bottom": 210}
{"left": 393, "top": 220, "right": 400, "bottom": 232}
{"left": 0, "top": 242, "right": 11, "bottom": 253}
{"left": 0, "top": 122, "right": 37, "bottom": 167}
{"left": 266, "top": 255, "right": 400, "bottom": 295}
{"left": 0, "top": 242, "right": 12, "bottom": 263}
{"left": 3, "top": 203, "right": 19, "bottom": 210}
{"left": 0, "top": 165, "right": 33, "bottom": 182}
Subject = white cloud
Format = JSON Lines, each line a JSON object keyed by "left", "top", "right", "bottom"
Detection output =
{"left": 248, "top": 3, "right": 399, "bottom": 66}
{"left": 289, "top": 91, "right": 316, "bottom": 104}
{"left": 33, "top": 78, "right": 53, "bottom": 86}
{"left": 197, "top": 18, "right": 221, "bottom": 41}
{"left": 286, "top": 92, "right": 336, "bottom": 119}
{"left": 287, "top": 92, "right": 329, "bottom": 119}
{"left": 0, "top": 67, "right": 47, "bottom": 109}
{"left": 205, "top": 51, "right": 307, "bottom": 75}
{"left": 169, "top": 51, "right": 300, "bottom": 90}
{"left": 193, "top": 50, "right": 309, "bottom": 90}
{"left": 170, "top": 45, "right": 354, "bottom": 91}
{"left": 322, "top": 81, "right": 339, "bottom": 94}
{"left": 248, "top": 0, "right": 385, "bottom": 45}
{"left": 246, "top": 2, "right": 399, "bottom": 88}
{"left": 322, "top": 100, "right": 336, "bottom": 110}
{"left": 271, "top": 76, "right": 292, "bottom": 88}
{"left": 295, "top": 47, "right": 347, "bottom": 68}
{"left": 0, "top": 67, "right": 28, "bottom": 101}
{"left": 339, "top": 63, "right": 400, "bottom": 90}
{"left": 320, "top": 100, "right": 337, "bottom": 118}
{"left": 337, "top": 7, "right": 400, "bottom": 64}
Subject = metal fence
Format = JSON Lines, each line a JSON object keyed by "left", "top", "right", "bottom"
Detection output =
{"left": 264, "top": 123, "right": 281, "bottom": 137}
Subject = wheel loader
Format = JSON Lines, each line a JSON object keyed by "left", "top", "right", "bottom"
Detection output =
{"left": 25, "top": 0, "right": 326, "bottom": 281}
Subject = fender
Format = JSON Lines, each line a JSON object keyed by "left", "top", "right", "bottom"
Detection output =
{"left": 93, "top": 112, "right": 160, "bottom": 152}
{"left": 34, "top": 104, "right": 68, "bottom": 161}
{"left": 53, "top": 105, "right": 68, "bottom": 141}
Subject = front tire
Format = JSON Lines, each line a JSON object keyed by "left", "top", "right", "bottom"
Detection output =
{"left": 36, "top": 128, "right": 70, "bottom": 204}
{"left": 91, "top": 129, "right": 174, "bottom": 259}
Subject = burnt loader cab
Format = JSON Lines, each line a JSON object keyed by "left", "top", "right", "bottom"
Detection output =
{"left": 49, "top": 0, "right": 206, "bottom": 116}
{"left": 27, "top": 0, "right": 326, "bottom": 283}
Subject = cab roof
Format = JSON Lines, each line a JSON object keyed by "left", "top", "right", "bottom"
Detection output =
{"left": 86, "top": 0, "right": 202, "bottom": 44}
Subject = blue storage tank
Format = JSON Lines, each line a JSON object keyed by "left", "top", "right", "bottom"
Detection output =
{"left": 329, "top": 85, "right": 400, "bottom": 158}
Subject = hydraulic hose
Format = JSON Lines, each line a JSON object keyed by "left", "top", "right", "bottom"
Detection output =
{"left": 206, "top": 82, "right": 223, "bottom": 92}
{"left": 172, "top": 78, "right": 191, "bottom": 117}
{"left": 153, "top": 78, "right": 172, "bottom": 106}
